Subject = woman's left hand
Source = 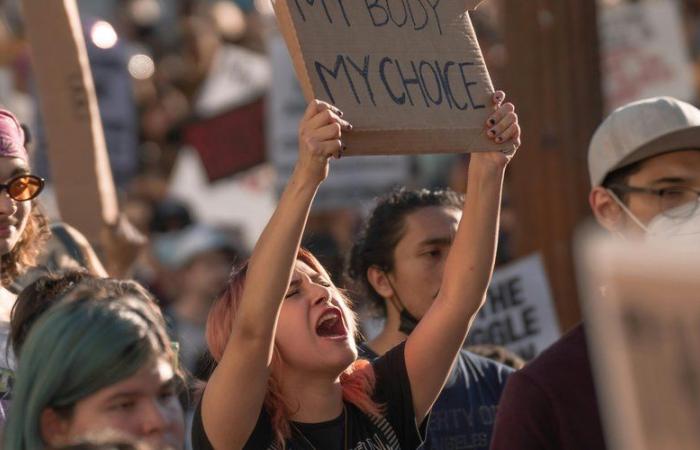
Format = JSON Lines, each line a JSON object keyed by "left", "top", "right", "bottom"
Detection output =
{"left": 474, "top": 90, "right": 521, "bottom": 168}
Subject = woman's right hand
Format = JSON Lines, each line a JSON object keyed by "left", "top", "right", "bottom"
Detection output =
{"left": 294, "top": 100, "right": 353, "bottom": 185}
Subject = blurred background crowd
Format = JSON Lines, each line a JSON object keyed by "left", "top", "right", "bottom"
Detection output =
{"left": 0, "top": 0, "right": 698, "bottom": 410}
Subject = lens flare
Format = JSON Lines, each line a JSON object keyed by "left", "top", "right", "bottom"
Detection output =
{"left": 128, "top": 54, "right": 156, "bottom": 80}
{"left": 90, "top": 21, "right": 118, "bottom": 50}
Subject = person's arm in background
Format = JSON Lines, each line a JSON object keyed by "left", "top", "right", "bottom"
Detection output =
{"left": 100, "top": 214, "right": 147, "bottom": 278}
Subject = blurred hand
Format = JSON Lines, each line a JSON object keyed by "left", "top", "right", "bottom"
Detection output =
{"left": 473, "top": 91, "right": 521, "bottom": 168}
{"left": 295, "top": 100, "right": 353, "bottom": 185}
{"left": 100, "top": 213, "right": 148, "bottom": 278}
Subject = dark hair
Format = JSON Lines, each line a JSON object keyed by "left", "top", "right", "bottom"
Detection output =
{"left": 10, "top": 270, "right": 95, "bottom": 357}
{"left": 601, "top": 159, "right": 645, "bottom": 203}
{"left": 347, "top": 187, "right": 463, "bottom": 316}
{"left": 10, "top": 274, "right": 161, "bottom": 358}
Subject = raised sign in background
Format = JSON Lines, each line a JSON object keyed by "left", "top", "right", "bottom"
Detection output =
{"left": 468, "top": 254, "right": 561, "bottom": 360}
{"left": 273, "top": 0, "right": 510, "bottom": 156}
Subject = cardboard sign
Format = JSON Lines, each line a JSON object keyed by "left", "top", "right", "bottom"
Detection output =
{"left": 468, "top": 254, "right": 560, "bottom": 360}
{"left": 22, "top": 0, "right": 118, "bottom": 247}
{"left": 273, "top": 0, "right": 509, "bottom": 156}
{"left": 578, "top": 235, "right": 700, "bottom": 450}
{"left": 599, "top": 0, "right": 695, "bottom": 112}
{"left": 267, "top": 32, "right": 411, "bottom": 211}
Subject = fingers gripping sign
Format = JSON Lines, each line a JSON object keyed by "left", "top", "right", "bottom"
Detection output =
{"left": 296, "top": 100, "right": 353, "bottom": 183}
{"left": 480, "top": 91, "right": 521, "bottom": 164}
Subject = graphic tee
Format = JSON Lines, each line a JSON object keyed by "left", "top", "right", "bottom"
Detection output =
{"left": 359, "top": 344, "right": 512, "bottom": 450}
{"left": 191, "top": 342, "right": 426, "bottom": 449}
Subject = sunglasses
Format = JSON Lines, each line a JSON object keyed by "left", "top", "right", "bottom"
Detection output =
{"left": 0, "top": 174, "right": 44, "bottom": 202}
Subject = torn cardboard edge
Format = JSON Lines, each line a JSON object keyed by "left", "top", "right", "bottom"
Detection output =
{"left": 272, "top": 0, "right": 512, "bottom": 156}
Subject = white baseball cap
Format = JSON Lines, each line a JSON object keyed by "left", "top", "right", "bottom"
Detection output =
{"left": 588, "top": 97, "right": 700, "bottom": 187}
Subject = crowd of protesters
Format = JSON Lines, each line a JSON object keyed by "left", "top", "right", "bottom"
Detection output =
{"left": 0, "top": 0, "right": 699, "bottom": 450}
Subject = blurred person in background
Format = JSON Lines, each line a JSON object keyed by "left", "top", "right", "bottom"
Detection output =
{"left": 490, "top": 96, "right": 700, "bottom": 450}
{"left": 347, "top": 187, "right": 514, "bottom": 450}
{"left": 4, "top": 277, "right": 185, "bottom": 449}
{"left": 153, "top": 224, "right": 242, "bottom": 379}
{"left": 10, "top": 270, "right": 94, "bottom": 358}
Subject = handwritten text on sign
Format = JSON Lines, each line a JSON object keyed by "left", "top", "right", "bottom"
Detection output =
{"left": 274, "top": 0, "right": 506, "bottom": 155}
{"left": 468, "top": 254, "right": 561, "bottom": 360}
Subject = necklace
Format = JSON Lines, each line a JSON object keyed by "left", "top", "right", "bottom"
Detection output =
{"left": 290, "top": 404, "right": 348, "bottom": 450}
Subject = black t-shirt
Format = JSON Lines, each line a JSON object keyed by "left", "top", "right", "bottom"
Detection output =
{"left": 191, "top": 342, "right": 427, "bottom": 449}
{"left": 359, "top": 343, "right": 512, "bottom": 449}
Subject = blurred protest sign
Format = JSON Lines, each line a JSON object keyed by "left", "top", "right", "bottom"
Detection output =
{"left": 599, "top": 0, "right": 695, "bottom": 112}
{"left": 186, "top": 45, "right": 270, "bottom": 182}
{"left": 22, "top": 0, "right": 119, "bottom": 247}
{"left": 268, "top": 32, "right": 411, "bottom": 211}
{"left": 168, "top": 148, "right": 276, "bottom": 250}
{"left": 184, "top": 98, "right": 266, "bottom": 182}
{"left": 468, "top": 254, "right": 560, "bottom": 360}
{"left": 578, "top": 235, "right": 700, "bottom": 450}
{"left": 273, "top": 0, "right": 509, "bottom": 156}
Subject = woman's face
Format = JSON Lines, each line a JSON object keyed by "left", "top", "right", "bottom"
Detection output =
{"left": 0, "top": 157, "right": 32, "bottom": 256}
{"left": 274, "top": 260, "right": 357, "bottom": 377}
{"left": 47, "top": 357, "right": 185, "bottom": 449}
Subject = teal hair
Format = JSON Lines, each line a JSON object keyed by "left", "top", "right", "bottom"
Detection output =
{"left": 4, "top": 291, "right": 175, "bottom": 450}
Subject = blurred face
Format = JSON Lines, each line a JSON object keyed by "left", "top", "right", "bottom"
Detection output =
{"left": 50, "top": 357, "right": 185, "bottom": 449}
{"left": 274, "top": 260, "right": 357, "bottom": 376}
{"left": 0, "top": 156, "right": 32, "bottom": 256}
{"left": 620, "top": 150, "right": 700, "bottom": 235}
{"left": 389, "top": 206, "right": 462, "bottom": 319}
{"left": 183, "top": 250, "right": 234, "bottom": 299}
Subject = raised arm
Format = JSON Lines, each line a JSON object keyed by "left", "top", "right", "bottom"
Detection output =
{"left": 405, "top": 92, "right": 521, "bottom": 423}
{"left": 201, "top": 100, "right": 351, "bottom": 449}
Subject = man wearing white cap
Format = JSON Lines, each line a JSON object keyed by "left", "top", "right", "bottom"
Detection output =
{"left": 489, "top": 97, "right": 700, "bottom": 450}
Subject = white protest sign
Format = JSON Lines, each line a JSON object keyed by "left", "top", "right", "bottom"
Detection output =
{"left": 194, "top": 45, "right": 271, "bottom": 117}
{"left": 168, "top": 148, "right": 276, "bottom": 250}
{"left": 599, "top": 0, "right": 695, "bottom": 112}
{"left": 468, "top": 254, "right": 561, "bottom": 360}
{"left": 267, "top": 32, "right": 411, "bottom": 211}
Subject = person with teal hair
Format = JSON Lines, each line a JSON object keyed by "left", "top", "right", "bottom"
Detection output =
{"left": 4, "top": 280, "right": 186, "bottom": 449}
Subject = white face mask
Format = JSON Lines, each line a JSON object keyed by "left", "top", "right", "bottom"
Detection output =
{"left": 646, "top": 201, "right": 700, "bottom": 246}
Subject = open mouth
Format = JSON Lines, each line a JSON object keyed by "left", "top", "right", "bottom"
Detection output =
{"left": 315, "top": 308, "right": 348, "bottom": 339}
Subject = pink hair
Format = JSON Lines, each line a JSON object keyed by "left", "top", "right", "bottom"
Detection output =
{"left": 206, "top": 248, "right": 383, "bottom": 446}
